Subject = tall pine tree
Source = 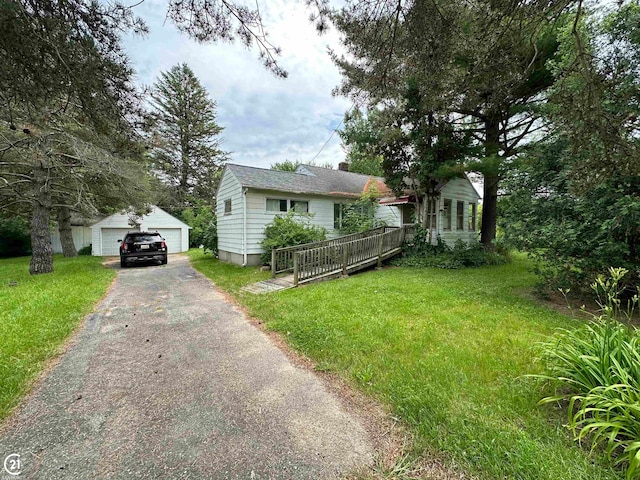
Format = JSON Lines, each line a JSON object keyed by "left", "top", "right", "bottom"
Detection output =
{"left": 149, "top": 64, "right": 228, "bottom": 208}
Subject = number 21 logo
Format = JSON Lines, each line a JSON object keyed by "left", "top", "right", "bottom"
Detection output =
{"left": 4, "top": 453, "right": 21, "bottom": 476}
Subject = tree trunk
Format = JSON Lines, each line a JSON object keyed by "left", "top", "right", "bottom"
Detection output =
{"left": 480, "top": 174, "right": 499, "bottom": 246}
{"left": 480, "top": 116, "right": 501, "bottom": 246}
{"left": 57, "top": 206, "right": 77, "bottom": 257}
{"left": 30, "top": 161, "right": 53, "bottom": 275}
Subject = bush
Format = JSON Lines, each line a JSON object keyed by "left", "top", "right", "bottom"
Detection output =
{"left": 78, "top": 245, "right": 92, "bottom": 255}
{"left": 177, "top": 204, "right": 216, "bottom": 248}
{"left": 0, "top": 216, "right": 31, "bottom": 258}
{"left": 391, "top": 226, "right": 508, "bottom": 269}
{"left": 260, "top": 212, "right": 327, "bottom": 264}
{"left": 338, "top": 186, "right": 386, "bottom": 234}
{"left": 201, "top": 221, "right": 217, "bottom": 256}
{"left": 534, "top": 268, "right": 640, "bottom": 478}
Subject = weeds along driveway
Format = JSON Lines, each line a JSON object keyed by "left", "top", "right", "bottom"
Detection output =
{"left": 0, "top": 254, "right": 372, "bottom": 479}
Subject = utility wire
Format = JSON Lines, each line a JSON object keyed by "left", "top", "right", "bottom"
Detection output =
{"left": 310, "top": 101, "right": 362, "bottom": 163}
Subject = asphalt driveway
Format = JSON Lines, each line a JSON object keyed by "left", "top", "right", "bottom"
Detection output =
{"left": 0, "top": 254, "right": 373, "bottom": 479}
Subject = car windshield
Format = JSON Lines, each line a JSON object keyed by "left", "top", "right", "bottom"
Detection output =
{"left": 127, "top": 234, "right": 161, "bottom": 242}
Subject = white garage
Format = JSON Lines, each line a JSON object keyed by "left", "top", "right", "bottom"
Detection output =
{"left": 91, "top": 206, "right": 190, "bottom": 256}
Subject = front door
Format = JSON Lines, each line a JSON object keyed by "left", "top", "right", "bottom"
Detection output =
{"left": 401, "top": 203, "right": 415, "bottom": 225}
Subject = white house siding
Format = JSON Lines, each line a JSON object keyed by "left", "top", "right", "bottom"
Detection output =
{"left": 216, "top": 170, "right": 245, "bottom": 263}
{"left": 244, "top": 190, "right": 338, "bottom": 257}
{"left": 51, "top": 226, "right": 92, "bottom": 253}
{"left": 436, "top": 178, "right": 480, "bottom": 245}
{"left": 375, "top": 204, "right": 401, "bottom": 228}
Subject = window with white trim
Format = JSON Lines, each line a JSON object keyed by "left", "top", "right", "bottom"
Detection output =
{"left": 266, "top": 198, "right": 287, "bottom": 212}
{"left": 468, "top": 203, "right": 477, "bottom": 231}
{"left": 443, "top": 199, "right": 452, "bottom": 230}
{"left": 224, "top": 199, "right": 231, "bottom": 215}
{"left": 266, "top": 198, "right": 310, "bottom": 214}
{"left": 457, "top": 201, "right": 465, "bottom": 230}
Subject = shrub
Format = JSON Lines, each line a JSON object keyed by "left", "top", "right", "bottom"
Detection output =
{"left": 201, "top": 221, "right": 217, "bottom": 256}
{"left": 260, "top": 212, "right": 326, "bottom": 264}
{"left": 78, "top": 245, "right": 92, "bottom": 255}
{"left": 534, "top": 268, "right": 640, "bottom": 478}
{"left": 392, "top": 227, "right": 508, "bottom": 269}
{"left": 177, "top": 204, "right": 216, "bottom": 248}
{"left": 0, "top": 216, "right": 31, "bottom": 258}
{"left": 338, "top": 185, "right": 386, "bottom": 234}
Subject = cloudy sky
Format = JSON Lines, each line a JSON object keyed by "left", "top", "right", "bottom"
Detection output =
{"left": 123, "top": 0, "right": 351, "bottom": 170}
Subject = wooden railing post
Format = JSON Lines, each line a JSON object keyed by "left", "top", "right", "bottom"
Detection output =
{"left": 293, "top": 252, "right": 299, "bottom": 287}
{"left": 271, "top": 248, "right": 276, "bottom": 278}
{"left": 342, "top": 243, "right": 349, "bottom": 277}
{"left": 377, "top": 233, "right": 384, "bottom": 268}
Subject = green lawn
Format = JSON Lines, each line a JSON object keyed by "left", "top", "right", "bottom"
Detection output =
{"left": 188, "top": 249, "right": 621, "bottom": 480}
{"left": 0, "top": 255, "right": 115, "bottom": 421}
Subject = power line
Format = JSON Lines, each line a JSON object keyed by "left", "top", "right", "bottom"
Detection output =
{"left": 309, "top": 101, "right": 361, "bottom": 163}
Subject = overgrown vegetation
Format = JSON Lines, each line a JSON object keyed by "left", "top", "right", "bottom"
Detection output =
{"left": 337, "top": 187, "right": 385, "bottom": 234}
{"left": 0, "top": 255, "right": 115, "bottom": 421}
{"left": 260, "top": 212, "right": 326, "bottom": 264}
{"left": 0, "top": 216, "right": 31, "bottom": 258}
{"left": 392, "top": 225, "right": 508, "bottom": 269}
{"left": 500, "top": 141, "right": 640, "bottom": 294}
{"left": 189, "top": 252, "right": 622, "bottom": 479}
{"left": 177, "top": 204, "right": 216, "bottom": 249}
{"left": 534, "top": 268, "right": 640, "bottom": 479}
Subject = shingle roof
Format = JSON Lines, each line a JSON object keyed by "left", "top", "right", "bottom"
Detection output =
{"left": 225, "top": 163, "right": 389, "bottom": 198}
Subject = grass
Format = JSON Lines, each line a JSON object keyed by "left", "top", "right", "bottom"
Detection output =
{"left": 188, "top": 248, "right": 623, "bottom": 479}
{"left": 0, "top": 255, "right": 115, "bottom": 421}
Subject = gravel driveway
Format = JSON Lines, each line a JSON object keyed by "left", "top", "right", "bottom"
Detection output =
{"left": 0, "top": 254, "right": 373, "bottom": 479}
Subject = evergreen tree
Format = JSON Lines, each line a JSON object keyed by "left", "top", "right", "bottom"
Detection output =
{"left": 339, "top": 109, "right": 384, "bottom": 177}
{"left": 149, "top": 64, "right": 228, "bottom": 208}
{"left": 0, "top": 0, "right": 150, "bottom": 274}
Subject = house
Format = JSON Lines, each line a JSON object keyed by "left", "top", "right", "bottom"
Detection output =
{"left": 380, "top": 176, "right": 481, "bottom": 245}
{"left": 90, "top": 206, "right": 190, "bottom": 256}
{"left": 216, "top": 163, "right": 402, "bottom": 266}
{"left": 216, "top": 162, "right": 481, "bottom": 266}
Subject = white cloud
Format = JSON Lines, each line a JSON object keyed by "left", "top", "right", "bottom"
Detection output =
{"left": 123, "top": 0, "right": 350, "bottom": 169}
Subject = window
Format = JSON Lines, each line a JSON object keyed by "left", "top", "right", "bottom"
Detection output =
{"left": 267, "top": 198, "right": 309, "bottom": 214}
{"left": 468, "top": 203, "right": 477, "bottom": 231}
{"left": 290, "top": 200, "right": 308, "bottom": 213}
{"left": 457, "top": 201, "right": 465, "bottom": 230}
{"left": 334, "top": 203, "right": 346, "bottom": 229}
{"left": 267, "top": 198, "right": 287, "bottom": 212}
{"left": 442, "top": 199, "right": 452, "bottom": 230}
{"left": 224, "top": 199, "right": 231, "bottom": 215}
{"left": 426, "top": 198, "right": 436, "bottom": 229}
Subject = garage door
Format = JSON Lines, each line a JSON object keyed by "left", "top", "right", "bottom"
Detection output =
{"left": 101, "top": 228, "right": 137, "bottom": 256}
{"left": 149, "top": 228, "right": 182, "bottom": 254}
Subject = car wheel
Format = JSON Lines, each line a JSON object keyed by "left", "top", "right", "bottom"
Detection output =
{"left": 162, "top": 256, "right": 168, "bottom": 265}
{"left": 120, "top": 258, "right": 126, "bottom": 268}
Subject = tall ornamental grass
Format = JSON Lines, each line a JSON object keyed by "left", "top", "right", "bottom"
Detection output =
{"left": 536, "top": 268, "right": 640, "bottom": 478}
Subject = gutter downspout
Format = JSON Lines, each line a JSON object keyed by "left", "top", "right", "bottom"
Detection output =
{"left": 242, "top": 187, "right": 248, "bottom": 266}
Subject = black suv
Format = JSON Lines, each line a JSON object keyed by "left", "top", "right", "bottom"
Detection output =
{"left": 119, "top": 231, "right": 168, "bottom": 267}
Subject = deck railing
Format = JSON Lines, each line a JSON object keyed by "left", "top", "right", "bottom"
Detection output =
{"left": 271, "top": 226, "right": 386, "bottom": 277}
{"left": 293, "top": 226, "right": 407, "bottom": 286}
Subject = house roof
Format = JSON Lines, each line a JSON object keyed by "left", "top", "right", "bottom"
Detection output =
{"left": 224, "top": 163, "right": 390, "bottom": 198}
{"left": 90, "top": 205, "right": 190, "bottom": 229}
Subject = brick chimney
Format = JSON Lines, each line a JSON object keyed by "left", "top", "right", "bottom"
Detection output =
{"left": 338, "top": 161, "right": 349, "bottom": 172}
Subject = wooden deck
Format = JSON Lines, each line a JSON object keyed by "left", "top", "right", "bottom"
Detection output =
{"left": 244, "top": 226, "right": 408, "bottom": 293}
{"left": 293, "top": 227, "right": 406, "bottom": 286}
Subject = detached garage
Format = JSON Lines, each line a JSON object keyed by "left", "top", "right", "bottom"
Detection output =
{"left": 91, "top": 206, "right": 190, "bottom": 256}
